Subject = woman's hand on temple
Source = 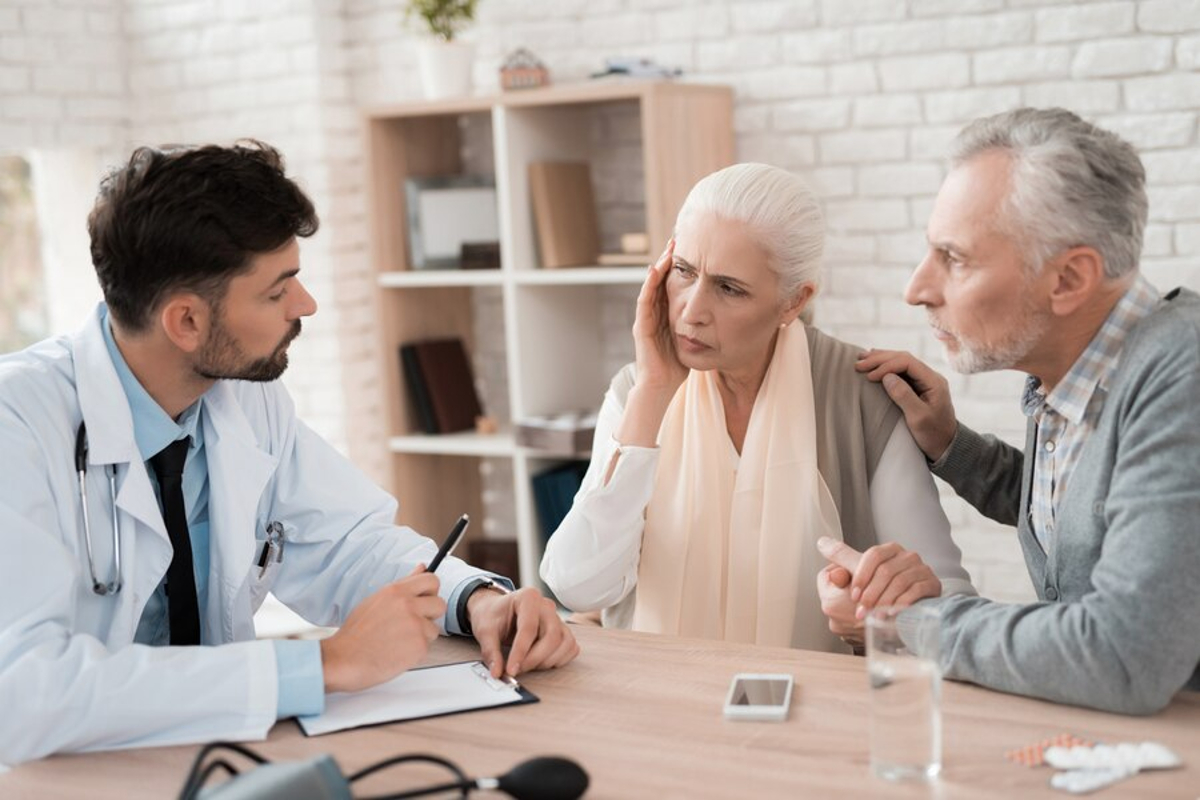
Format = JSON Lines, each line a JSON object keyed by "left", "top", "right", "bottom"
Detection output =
{"left": 632, "top": 239, "right": 687, "bottom": 397}
{"left": 612, "top": 239, "right": 689, "bottom": 452}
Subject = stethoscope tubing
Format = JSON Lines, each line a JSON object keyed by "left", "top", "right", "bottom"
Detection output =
{"left": 76, "top": 421, "right": 122, "bottom": 596}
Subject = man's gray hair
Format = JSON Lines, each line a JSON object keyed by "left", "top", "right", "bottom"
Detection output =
{"left": 951, "top": 107, "right": 1147, "bottom": 279}
{"left": 675, "top": 162, "right": 824, "bottom": 323}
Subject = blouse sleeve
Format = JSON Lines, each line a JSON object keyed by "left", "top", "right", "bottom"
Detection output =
{"left": 868, "top": 422, "right": 977, "bottom": 597}
{"left": 538, "top": 367, "right": 660, "bottom": 612}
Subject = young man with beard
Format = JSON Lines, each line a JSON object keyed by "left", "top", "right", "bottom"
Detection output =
{"left": 0, "top": 142, "right": 577, "bottom": 764}
{"left": 818, "top": 108, "right": 1200, "bottom": 714}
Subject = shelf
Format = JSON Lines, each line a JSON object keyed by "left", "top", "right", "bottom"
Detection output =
{"left": 378, "top": 270, "right": 504, "bottom": 288}
{"left": 387, "top": 431, "right": 517, "bottom": 458}
{"left": 377, "top": 267, "right": 647, "bottom": 287}
{"left": 366, "top": 80, "right": 733, "bottom": 588}
{"left": 363, "top": 80, "right": 733, "bottom": 120}
{"left": 365, "top": 95, "right": 495, "bottom": 119}
{"left": 514, "top": 267, "right": 646, "bottom": 286}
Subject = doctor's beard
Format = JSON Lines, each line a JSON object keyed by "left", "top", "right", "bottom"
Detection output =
{"left": 194, "top": 319, "right": 302, "bottom": 382}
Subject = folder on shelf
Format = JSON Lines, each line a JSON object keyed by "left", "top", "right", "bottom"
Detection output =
{"left": 399, "top": 338, "right": 484, "bottom": 434}
{"left": 531, "top": 463, "right": 588, "bottom": 545}
{"left": 298, "top": 660, "right": 538, "bottom": 737}
{"left": 528, "top": 161, "right": 600, "bottom": 268}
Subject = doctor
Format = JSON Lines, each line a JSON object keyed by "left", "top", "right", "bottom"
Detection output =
{"left": 0, "top": 141, "right": 578, "bottom": 765}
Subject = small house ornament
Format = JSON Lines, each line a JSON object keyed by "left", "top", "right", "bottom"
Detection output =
{"left": 500, "top": 47, "right": 549, "bottom": 90}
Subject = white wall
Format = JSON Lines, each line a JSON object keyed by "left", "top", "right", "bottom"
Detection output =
{"left": 28, "top": 149, "right": 107, "bottom": 333}
{"left": 0, "top": 0, "right": 126, "bottom": 150}
{"left": 3, "top": 0, "right": 1199, "bottom": 601}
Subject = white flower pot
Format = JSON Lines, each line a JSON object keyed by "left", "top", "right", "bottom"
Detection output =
{"left": 416, "top": 40, "right": 475, "bottom": 100}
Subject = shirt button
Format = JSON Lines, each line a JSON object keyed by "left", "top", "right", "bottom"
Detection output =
{"left": 1044, "top": 440, "right": 1056, "bottom": 453}
{"left": 1046, "top": 587, "right": 1059, "bottom": 601}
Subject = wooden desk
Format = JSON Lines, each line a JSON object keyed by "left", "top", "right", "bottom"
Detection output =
{"left": 5, "top": 626, "right": 1198, "bottom": 798}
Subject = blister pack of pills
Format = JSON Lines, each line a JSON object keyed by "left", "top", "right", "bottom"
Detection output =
{"left": 1043, "top": 741, "right": 1183, "bottom": 794}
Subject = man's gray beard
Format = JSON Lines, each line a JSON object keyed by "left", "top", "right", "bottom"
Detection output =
{"left": 940, "top": 307, "right": 1050, "bottom": 375}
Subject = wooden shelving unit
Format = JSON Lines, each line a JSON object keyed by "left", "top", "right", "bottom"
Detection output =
{"left": 364, "top": 80, "right": 734, "bottom": 589}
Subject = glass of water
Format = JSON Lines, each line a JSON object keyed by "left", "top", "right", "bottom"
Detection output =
{"left": 866, "top": 605, "right": 942, "bottom": 780}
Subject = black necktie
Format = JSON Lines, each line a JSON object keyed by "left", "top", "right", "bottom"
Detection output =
{"left": 149, "top": 438, "right": 201, "bottom": 646}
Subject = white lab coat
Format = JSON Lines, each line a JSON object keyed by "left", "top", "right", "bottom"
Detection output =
{"left": 0, "top": 307, "right": 486, "bottom": 764}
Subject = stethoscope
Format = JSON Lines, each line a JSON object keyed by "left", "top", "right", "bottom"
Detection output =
{"left": 75, "top": 421, "right": 123, "bottom": 596}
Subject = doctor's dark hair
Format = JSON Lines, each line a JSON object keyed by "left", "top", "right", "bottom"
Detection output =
{"left": 87, "top": 140, "right": 319, "bottom": 333}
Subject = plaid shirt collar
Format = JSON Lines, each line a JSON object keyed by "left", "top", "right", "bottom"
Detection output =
{"left": 1022, "top": 275, "right": 1161, "bottom": 424}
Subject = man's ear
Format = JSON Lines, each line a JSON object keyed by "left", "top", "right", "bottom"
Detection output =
{"left": 781, "top": 282, "right": 817, "bottom": 326}
{"left": 1047, "top": 246, "right": 1105, "bottom": 317}
{"left": 158, "top": 294, "right": 212, "bottom": 354}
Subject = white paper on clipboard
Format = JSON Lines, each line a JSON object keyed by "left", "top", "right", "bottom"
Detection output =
{"left": 297, "top": 660, "right": 534, "bottom": 737}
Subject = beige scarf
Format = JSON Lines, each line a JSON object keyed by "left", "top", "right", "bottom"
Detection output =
{"left": 631, "top": 323, "right": 845, "bottom": 651}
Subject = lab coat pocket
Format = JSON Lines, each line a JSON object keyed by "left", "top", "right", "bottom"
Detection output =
{"left": 248, "top": 550, "right": 281, "bottom": 612}
{"left": 248, "top": 530, "right": 284, "bottom": 611}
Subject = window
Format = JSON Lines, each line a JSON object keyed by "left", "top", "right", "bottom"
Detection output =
{"left": 0, "top": 154, "right": 47, "bottom": 353}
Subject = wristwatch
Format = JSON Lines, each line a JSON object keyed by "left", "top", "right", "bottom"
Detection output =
{"left": 458, "top": 578, "right": 511, "bottom": 637}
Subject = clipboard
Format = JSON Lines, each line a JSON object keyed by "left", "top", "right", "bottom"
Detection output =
{"left": 297, "top": 660, "right": 538, "bottom": 737}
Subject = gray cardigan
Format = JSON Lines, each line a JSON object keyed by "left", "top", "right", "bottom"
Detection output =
{"left": 905, "top": 286, "right": 1200, "bottom": 714}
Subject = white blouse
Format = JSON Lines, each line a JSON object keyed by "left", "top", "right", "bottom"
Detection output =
{"left": 539, "top": 368, "right": 976, "bottom": 616}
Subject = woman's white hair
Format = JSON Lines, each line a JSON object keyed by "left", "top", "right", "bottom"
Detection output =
{"left": 674, "top": 162, "right": 824, "bottom": 323}
{"left": 951, "top": 107, "right": 1147, "bottom": 279}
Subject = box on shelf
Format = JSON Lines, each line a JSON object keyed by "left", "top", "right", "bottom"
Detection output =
{"left": 516, "top": 411, "right": 598, "bottom": 456}
{"left": 405, "top": 175, "right": 499, "bottom": 270}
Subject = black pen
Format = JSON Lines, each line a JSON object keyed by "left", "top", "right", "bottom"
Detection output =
{"left": 427, "top": 514, "right": 469, "bottom": 573}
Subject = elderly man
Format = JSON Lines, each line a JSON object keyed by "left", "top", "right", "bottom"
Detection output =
{"left": 820, "top": 107, "right": 1200, "bottom": 714}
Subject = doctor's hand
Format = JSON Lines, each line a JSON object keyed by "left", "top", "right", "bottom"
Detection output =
{"left": 467, "top": 586, "right": 580, "bottom": 679}
{"left": 818, "top": 537, "right": 941, "bottom": 622}
{"left": 320, "top": 565, "right": 446, "bottom": 694}
{"left": 855, "top": 349, "right": 957, "bottom": 462}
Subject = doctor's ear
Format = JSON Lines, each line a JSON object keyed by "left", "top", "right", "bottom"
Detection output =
{"left": 159, "top": 294, "right": 214, "bottom": 353}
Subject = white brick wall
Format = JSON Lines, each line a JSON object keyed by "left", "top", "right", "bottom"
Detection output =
{"left": 4, "top": 0, "right": 1199, "bottom": 604}
{"left": 0, "top": 1, "right": 127, "bottom": 151}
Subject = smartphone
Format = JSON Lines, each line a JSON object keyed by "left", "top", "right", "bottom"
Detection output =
{"left": 723, "top": 673, "right": 794, "bottom": 721}
{"left": 427, "top": 514, "right": 470, "bottom": 573}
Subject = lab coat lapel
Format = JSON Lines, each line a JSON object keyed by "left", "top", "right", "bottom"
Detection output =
{"left": 71, "top": 308, "right": 173, "bottom": 615}
{"left": 201, "top": 382, "right": 278, "bottom": 641}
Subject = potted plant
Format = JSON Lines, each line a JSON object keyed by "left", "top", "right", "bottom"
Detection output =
{"left": 406, "top": 0, "right": 479, "bottom": 99}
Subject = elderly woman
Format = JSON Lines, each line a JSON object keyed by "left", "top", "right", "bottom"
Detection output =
{"left": 539, "top": 163, "right": 973, "bottom": 652}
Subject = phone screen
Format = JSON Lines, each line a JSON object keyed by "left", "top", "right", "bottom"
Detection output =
{"left": 728, "top": 678, "right": 791, "bottom": 707}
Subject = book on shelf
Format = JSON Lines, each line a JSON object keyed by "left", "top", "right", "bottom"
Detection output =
{"left": 468, "top": 540, "right": 521, "bottom": 588}
{"left": 528, "top": 161, "right": 600, "bottom": 269}
{"left": 399, "top": 338, "right": 484, "bottom": 434}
